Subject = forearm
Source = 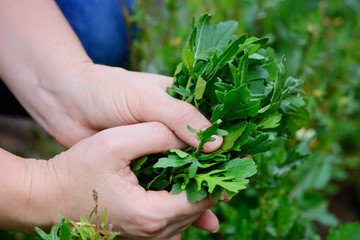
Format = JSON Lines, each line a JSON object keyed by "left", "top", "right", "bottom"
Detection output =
{"left": 0, "top": 0, "right": 91, "bottom": 134}
{"left": 0, "top": 149, "right": 59, "bottom": 234}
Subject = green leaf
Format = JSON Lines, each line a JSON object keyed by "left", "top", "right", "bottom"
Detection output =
{"left": 208, "top": 34, "right": 247, "bottom": 80}
{"left": 102, "top": 209, "right": 108, "bottom": 226}
{"left": 257, "top": 111, "right": 282, "bottom": 129}
{"left": 74, "top": 224, "right": 87, "bottom": 239}
{"left": 248, "top": 79, "right": 266, "bottom": 95}
{"left": 249, "top": 53, "right": 266, "bottom": 60}
{"left": 167, "top": 148, "right": 189, "bottom": 158}
{"left": 134, "top": 15, "right": 309, "bottom": 208}
{"left": 281, "top": 96, "right": 310, "bottom": 132}
{"left": 222, "top": 122, "right": 247, "bottom": 150}
{"left": 188, "top": 159, "right": 202, "bottom": 178}
{"left": 154, "top": 155, "right": 192, "bottom": 168}
{"left": 171, "top": 182, "right": 183, "bottom": 194}
{"left": 189, "top": 120, "right": 228, "bottom": 153}
{"left": 185, "top": 180, "right": 208, "bottom": 203}
{"left": 194, "top": 75, "right": 206, "bottom": 100}
{"left": 327, "top": 223, "right": 360, "bottom": 240}
{"left": 211, "top": 86, "right": 260, "bottom": 122}
{"left": 270, "top": 56, "right": 287, "bottom": 104}
{"left": 182, "top": 45, "right": 195, "bottom": 71}
{"left": 231, "top": 122, "right": 257, "bottom": 151}
{"left": 219, "top": 157, "right": 257, "bottom": 181}
{"left": 35, "top": 225, "right": 60, "bottom": 240}
{"left": 131, "top": 156, "right": 147, "bottom": 171}
{"left": 282, "top": 76, "right": 305, "bottom": 97}
{"left": 191, "top": 14, "right": 239, "bottom": 62}
{"left": 239, "top": 51, "right": 249, "bottom": 86}
{"left": 197, "top": 149, "right": 226, "bottom": 161}
{"left": 245, "top": 37, "right": 268, "bottom": 55}
{"left": 273, "top": 198, "right": 297, "bottom": 237}
{"left": 239, "top": 132, "right": 273, "bottom": 156}
{"left": 171, "top": 85, "right": 193, "bottom": 98}
{"left": 229, "top": 63, "right": 240, "bottom": 87}
{"left": 59, "top": 218, "right": 71, "bottom": 240}
{"left": 248, "top": 65, "right": 269, "bottom": 81}
{"left": 49, "top": 224, "right": 61, "bottom": 240}
{"left": 194, "top": 169, "right": 249, "bottom": 194}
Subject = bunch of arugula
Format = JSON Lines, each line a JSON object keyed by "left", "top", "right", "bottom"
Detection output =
{"left": 132, "top": 14, "right": 309, "bottom": 203}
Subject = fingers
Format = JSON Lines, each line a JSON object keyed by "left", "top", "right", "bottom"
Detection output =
{"left": 128, "top": 70, "right": 223, "bottom": 153}
{"left": 167, "top": 233, "right": 182, "bottom": 240}
{"left": 95, "top": 122, "right": 187, "bottom": 166}
{"left": 192, "top": 209, "right": 219, "bottom": 232}
{"left": 149, "top": 95, "right": 223, "bottom": 153}
{"left": 146, "top": 191, "right": 214, "bottom": 221}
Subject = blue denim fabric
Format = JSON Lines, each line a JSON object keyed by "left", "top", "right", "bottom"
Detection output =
{"left": 55, "top": 0, "right": 134, "bottom": 67}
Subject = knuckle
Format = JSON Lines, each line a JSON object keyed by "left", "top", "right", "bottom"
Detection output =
{"left": 173, "top": 101, "right": 199, "bottom": 124}
{"left": 149, "top": 122, "right": 174, "bottom": 147}
{"left": 98, "top": 131, "right": 120, "bottom": 152}
{"left": 139, "top": 219, "right": 167, "bottom": 236}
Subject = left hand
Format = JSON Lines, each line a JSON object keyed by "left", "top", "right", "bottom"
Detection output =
{"left": 35, "top": 63, "right": 222, "bottom": 151}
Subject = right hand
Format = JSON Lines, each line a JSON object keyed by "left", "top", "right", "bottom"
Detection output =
{"left": 30, "top": 122, "right": 218, "bottom": 239}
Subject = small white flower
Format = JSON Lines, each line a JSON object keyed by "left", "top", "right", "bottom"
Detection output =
{"left": 296, "top": 128, "right": 316, "bottom": 141}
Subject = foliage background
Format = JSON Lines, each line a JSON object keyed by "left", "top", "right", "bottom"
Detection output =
{"left": 1, "top": 0, "right": 360, "bottom": 239}
{"left": 132, "top": 0, "right": 360, "bottom": 239}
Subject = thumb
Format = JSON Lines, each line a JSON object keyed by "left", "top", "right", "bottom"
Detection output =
{"left": 145, "top": 190, "right": 215, "bottom": 221}
{"left": 94, "top": 122, "right": 187, "bottom": 167}
{"left": 121, "top": 71, "right": 223, "bottom": 152}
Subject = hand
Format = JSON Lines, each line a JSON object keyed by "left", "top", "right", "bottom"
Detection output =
{"left": 35, "top": 64, "right": 222, "bottom": 150}
{"left": 29, "top": 122, "right": 218, "bottom": 239}
{"left": 0, "top": 1, "right": 222, "bottom": 151}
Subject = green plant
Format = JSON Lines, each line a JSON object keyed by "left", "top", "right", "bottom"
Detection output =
{"left": 132, "top": 14, "right": 309, "bottom": 203}
{"left": 35, "top": 190, "right": 118, "bottom": 240}
{"left": 130, "top": 2, "right": 360, "bottom": 238}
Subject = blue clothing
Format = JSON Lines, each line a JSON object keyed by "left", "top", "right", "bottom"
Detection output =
{"left": 55, "top": 0, "right": 134, "bottom": 67}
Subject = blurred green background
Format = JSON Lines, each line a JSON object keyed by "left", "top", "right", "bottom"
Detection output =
{"left": 131, "top": 1, "right": 360, "bottom": 239}
{"left": 1, "top": 0, "right": 360, "bottom": 239}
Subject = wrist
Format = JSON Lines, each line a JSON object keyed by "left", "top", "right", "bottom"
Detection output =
{"left": 22, "top": 158, "right": 64, "bottom": 234}
{"left": 0, "top": 155, "right": 63, "bottom": 234}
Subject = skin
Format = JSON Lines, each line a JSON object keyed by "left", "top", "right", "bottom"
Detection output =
{"left": 0, "top": 0, "right": 222, "bottom": 238}
{"left": 0, "top": 123, "right": 219, "bottom": 239}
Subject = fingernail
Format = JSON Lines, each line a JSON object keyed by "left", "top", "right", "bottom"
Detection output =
{"left": 203, "top": 135, "right": 223, "bottom": 151}
{"left": 212, "top": 226, "right": 220, "bottom": 233}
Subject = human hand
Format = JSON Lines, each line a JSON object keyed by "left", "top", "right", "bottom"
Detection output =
{"left": 0, "top": 1, "right": 222, "bottom": 151}
{"left": 29, "top": 122, "right": 218, "bottom": 239}
{"left": 35, "top": 64, "right": 222, "bottom": 150}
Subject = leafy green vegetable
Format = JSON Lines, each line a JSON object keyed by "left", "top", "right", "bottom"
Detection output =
{"left": 36, "top": 190, "right": 119, "bottom": 240}
{"left": 327, "top": 223, "right": 360, "bottom": 240}
{"left": 132, "top": 14, "right": 309, "bottom": 202}
{"left": 35, "top": 210, "right": 119, "bottom": 240}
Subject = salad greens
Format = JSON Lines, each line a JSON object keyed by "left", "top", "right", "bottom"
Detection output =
{"left": 132, "top": 14, "right": 309, "bottom": 202}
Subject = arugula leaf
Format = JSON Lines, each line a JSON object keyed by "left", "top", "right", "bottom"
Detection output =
{"left": 194, "top": 169, "right": 248, "bottom": 194}
{"left": 188, "top": 119, "right": 228, "bottom": 153}
{"left": 154, "top": 155, "right": 192, "bottom": 168}
{"left": 134, "top": 14, "right": 308, "bottom": 203}
{"left": 327, "top": 223, "right": 360, "bottom": 240}
{"left": 185, "top": 180, "right": 208, "bottom": 202}
{"left": 211, "top": 85, "right": 260, "bottom": 122}
{"left": 182, "top": 45, "right": 195, "bottom": 71}
{"left": 219, "top": 157, "right": 257, "bottom": 181}
{"left": 194, "top": 75, "right": 206, "bottom": 100}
